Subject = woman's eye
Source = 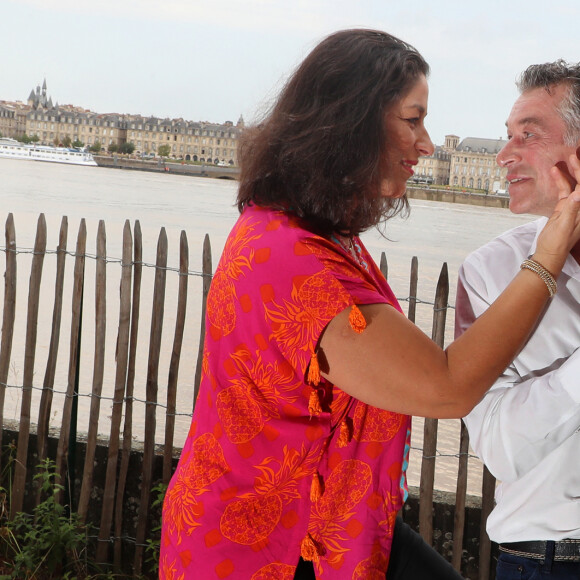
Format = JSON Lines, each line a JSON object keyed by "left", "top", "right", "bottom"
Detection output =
{"left": 406, "top": 118, "right": 419, "bottom": 126}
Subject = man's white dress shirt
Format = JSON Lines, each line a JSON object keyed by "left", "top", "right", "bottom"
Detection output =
{"left": 455, "top": 217, "right": 580, "bottom": 543}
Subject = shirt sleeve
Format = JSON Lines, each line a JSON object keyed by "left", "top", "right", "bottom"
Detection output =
{"left": 456, "top": 259, "right": 580, "bottom": 483}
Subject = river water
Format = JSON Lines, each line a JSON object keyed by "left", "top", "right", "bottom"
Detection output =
{"left": 0, "top": 158, "right": 534, "bottom": 495}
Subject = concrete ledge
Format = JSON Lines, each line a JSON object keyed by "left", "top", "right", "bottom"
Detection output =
{"left": 1, "top": 425, "right": 495, "bottom": 579}
{"left": 408, "top": 186, "right": 509, "bottom": 208}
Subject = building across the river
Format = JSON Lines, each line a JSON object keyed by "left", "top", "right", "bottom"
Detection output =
{"left": 0, "top": 79, "right": 244, "bottom": 167}
{"left": 414, "top": 134, "right": 509, "bottom": 194}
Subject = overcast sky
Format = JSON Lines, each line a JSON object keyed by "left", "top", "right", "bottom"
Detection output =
{"left": 2, "top": 0, "right": 578, "bottom": 146}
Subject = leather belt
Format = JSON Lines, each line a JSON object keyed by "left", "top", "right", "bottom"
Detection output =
{"left": 500, "top": 540, "right": 580, "bottom": 563}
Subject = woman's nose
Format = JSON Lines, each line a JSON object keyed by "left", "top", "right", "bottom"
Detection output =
{"left": 417, "top": 129, "right": 435, "bottom": 157}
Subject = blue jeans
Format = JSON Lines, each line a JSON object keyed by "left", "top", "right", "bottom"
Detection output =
{"left": 497, "top": 552, "right": 580, "bottom": 579}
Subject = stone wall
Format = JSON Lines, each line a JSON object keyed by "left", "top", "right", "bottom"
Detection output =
{"left": 407, "top": 186, "right": 509, "bottom": 209}
{"left": 1, "top": 427, "right": 497, "bottom": 578}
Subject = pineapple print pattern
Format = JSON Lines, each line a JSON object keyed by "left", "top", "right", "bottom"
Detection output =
{"left": 264, "top": 271, "right": 351, "bottom": 368}
{"left": 353, "top": 401, "right": 406, "bottom": 442}
{"left": 207, "top": 219, "right": 262, "bottom": 338}
{"left": 315, "top": 459, "right": 372, "bottom": 520}
{"left": 162, "top": 433, "right": 229, "bottom": 540}
{"left": 217, "top": 384, "right": 263, "bottom": 443}
{"left": 217, "top": 346, "right": 301, "bottom": 444}
{"left": 160, "top": 206, "right": 409, "bottom": 579}
{"left": 206, "top": 270, "right": 237, "bottom": 337}
{"left": 159, "top": 554, "right": 186, "bottom": 580}
{"left": 307, "top": 459, "right": 373, "bottom": 572}
{"left": 220, "top": 444, "right": 321, "bottom": 545}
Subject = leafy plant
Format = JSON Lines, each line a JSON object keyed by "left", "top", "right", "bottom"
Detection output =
{"left": 144, "top": 482, "right": 167, "bottom": 577}
{"left": 0, "top": 446, "right": 159, "bottom": 579}
{"left": 157, "top": 144, "right": 171, "bottom": 158}
{"left": 119, "top": 142, "right": 135, "bottom": 155}
{"left": 0, "top": 458, "right": 90, "bottom": 579}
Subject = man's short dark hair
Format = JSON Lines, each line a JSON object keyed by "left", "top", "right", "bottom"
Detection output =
{"left": 517, "top": 59, "right": 580, "bottom": 146}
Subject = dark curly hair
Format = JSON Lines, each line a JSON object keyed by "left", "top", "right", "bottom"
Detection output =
{"left": 236, "top": 28, "right": 429, "bottom": 236}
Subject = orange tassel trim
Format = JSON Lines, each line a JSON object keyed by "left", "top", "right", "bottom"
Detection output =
{"left": 349, "top": 304, "right": 366, "bottom": 334}
{"left": 300, "top": 533, "right": 322, "bottom": 562}
{"left": 337, "top": 419, "right": 350, "bottom": 448}
{"left": 308, "top": 390, "right": 322, "bottom": 417}
{"left": 310, "top": 472, "right": 324, "bottom": 502}
{"left": 307, "top": 350, "right": 320, "bottom": 386}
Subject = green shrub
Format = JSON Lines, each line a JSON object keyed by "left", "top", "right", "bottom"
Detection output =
{"left": 0, "top": 459, "right": 90, "bottom": 579}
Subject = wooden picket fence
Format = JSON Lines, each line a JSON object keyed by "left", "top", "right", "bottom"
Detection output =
{"left": 0, "top": 213, "right": 496, "bottom": 579}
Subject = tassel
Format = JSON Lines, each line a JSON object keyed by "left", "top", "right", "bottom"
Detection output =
{"left": 349, "top": 304, "right": 366, "bottom": 334}
{"left": 337, "top": 419, "right": 350, "bottom": 448}
{"left": 310, "top": 472, "right": 324, "bottom": 501}
{"left": 300, "top": 533, "right": 321, "bottom": 562}
{"left": 308, "top": 390, "right": 322, "bottom": 417}
{"left": 307, "top": 350, "right": 320, "bottom": 386}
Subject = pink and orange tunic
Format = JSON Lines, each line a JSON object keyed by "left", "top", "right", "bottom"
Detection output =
{"left": 160, "top": 205, "right": 411, "bottom": 579}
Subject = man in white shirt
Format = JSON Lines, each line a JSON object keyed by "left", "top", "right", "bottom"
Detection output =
{"left": 455, "top": 60, "right": 580, "bottom": 579}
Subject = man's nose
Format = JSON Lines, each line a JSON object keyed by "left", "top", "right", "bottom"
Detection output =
{"left": 496, "top": 140, "right": 516, "bottom": 167}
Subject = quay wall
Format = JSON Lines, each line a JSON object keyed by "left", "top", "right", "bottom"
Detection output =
{"left": 1, "top": 426, "right": 492, "bottom": 579}
{"left": 407, "top": 186, "right": 510, "bottom": 209}
{"left": 95, "top": 155, "right": 510, "bottom": 210}
{"left": 94, "top": 155, "right": 239, "bottom": 179}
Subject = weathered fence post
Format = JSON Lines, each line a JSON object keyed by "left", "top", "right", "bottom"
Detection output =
{"left": 163, "top": 230, "right": 189, "bottom": 484}
{"left": 452, "top": 419, "right": 470, "bottom": 571}
{"left": 379, "top": 251, "right": 388, "bottom": 280}
{"left": 36, "top": 216, "right": 68, "bottom": 486}
{"left": 134, "top": 227, "right": 167, "bottom": 575}
{"left": 55, "top": 219, "right": 86, "bottom": 505}
{"left": 11, "top": 214, "right": 46, "bottom": 517}
{"left": 193, "top": 233, "right": 212, "bottom": 407}
{"left": 408, "top": 256, "right": 418, "bottom": 323}
{"left": 0, "top": 214, "right": 16, "bottom": 476}
{"left": 78, "top": 220, "right": 107, "bottom": 522}
{"left": 418, "top": 263, "right": 449, "bottom": 544}
{"left": 114, "top": 220, "right": 142, "bottom": 569}
{"left": 96, "top": 220, "right": 132, "bottom": 563}
{"left": 479, "top": 466, "right": 497, "bottom": 580}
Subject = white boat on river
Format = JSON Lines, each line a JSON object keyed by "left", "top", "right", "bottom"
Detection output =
{"left": 0, "top": 137, "right": 97, "bottom": 166}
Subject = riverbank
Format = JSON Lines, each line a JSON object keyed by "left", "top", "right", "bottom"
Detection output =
{"left": 94, "top": 154, "right": 238, "bottom": 179}
{"left": 407, "top": 185, "right": 510, "bottom": 209}
{"left": 94, "top": 155, "right": 510, "bottom": 208}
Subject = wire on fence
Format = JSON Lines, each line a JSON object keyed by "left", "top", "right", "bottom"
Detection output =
{"left": 0, "top": 246, "right": 212, "bottom": 278}
{"left": 0, "top": 246, "right": 457, "bottom": 308}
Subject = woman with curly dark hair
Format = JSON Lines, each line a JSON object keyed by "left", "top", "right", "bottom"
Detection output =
{"left": 160, "top": 29, "right": 580, "bottom": 579}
